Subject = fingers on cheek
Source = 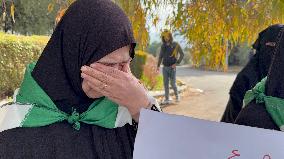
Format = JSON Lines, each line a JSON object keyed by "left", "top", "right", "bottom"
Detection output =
{"left": 99, "top": 73, "right": 110, "bottom": 83}
{"left": 84, "top": 74, "right": 103, "bottom": 87}
{"left": 86, "top": 81, "right": 97, "bottom": 90}
{"left": 104, "top": 85, "right": 114, "bottom": 94}
{"left": 108, "top": 95, "right": 121, "bottom": 102}
{"left": 88, "top": 83, "right": 108, "bottom": 96}
{"left": 95, "top": 65, "right": 109, "bottom": 75}
{"left": 113, "top": 70, "right": 120, "bottom": 78}
{"left": 82, "top": 81, "right": 91, "bottom": 92}
{"left": 82, "top": 67, "right": 94, "bottom": 76}
{"left": 106, "top": 70, "right": 119, "bottom": 79}
{"left": 82, "top": 68, "right": 90, "bottom": 76}
{"left": 88, "top": 83, "right": 101, "bottom": 92}
{"left": 86, "top": 79, "right": 102, "bottom": 90}
{"left": 82, "top": 73, "right": 92, "bottom": 82}
{"left": 106, "top": 67, "right": 116, "bottom": 75}
{"left": 103, "top": 91, "right": 112, "bottom": 98}
{"left": 105, "top": 76, "right": 112, "bottom": 84}
{"left": 85, "top": 68, "right": 104, "bottom": 80}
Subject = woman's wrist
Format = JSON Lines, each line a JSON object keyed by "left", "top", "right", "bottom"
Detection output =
{"left": 132, "top": 113, "right": 140, "bottom": 122}
{"left": 132, "top": 97, "right": 152, "bottom": 122}
{"left": 143, "top": 98, "right": 152, "bottom": 109}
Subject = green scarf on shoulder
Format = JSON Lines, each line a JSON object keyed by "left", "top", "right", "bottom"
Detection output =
{"left": 244, "top": 77, "right": 284, "bottom": 131}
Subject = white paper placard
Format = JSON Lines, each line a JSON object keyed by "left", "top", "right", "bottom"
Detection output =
{"left": 134, "top": 109, "right": 284, "bottom": 159}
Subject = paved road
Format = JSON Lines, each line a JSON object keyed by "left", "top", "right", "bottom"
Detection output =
{"left": 163, "top": 66, "right": 237, "bottom": 121}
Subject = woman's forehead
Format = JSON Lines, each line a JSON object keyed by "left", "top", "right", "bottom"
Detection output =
{"left": 98, "top": 46, "right": 130, "bottom": 63}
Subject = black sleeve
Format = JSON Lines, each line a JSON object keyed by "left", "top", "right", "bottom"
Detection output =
{"left": 221, "top": 53, "right": 261, "bottom": 123}
{"left": 221, "top": 97, "right": 242, "bottom": 123}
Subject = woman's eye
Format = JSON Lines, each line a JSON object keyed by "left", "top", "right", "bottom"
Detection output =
{"left": 104, "top": 63, "right": 115, "bottom": 67}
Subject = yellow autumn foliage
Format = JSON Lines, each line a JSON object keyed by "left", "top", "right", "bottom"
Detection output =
{"left": 172, "top": 0, "right": 284, "bottom": 70}
{"left": 46, "top": 0, "right": 284, "bottom": 70}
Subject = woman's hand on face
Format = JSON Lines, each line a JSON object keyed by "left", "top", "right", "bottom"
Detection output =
{"left": 81, "top": 63, "right": 150, "bottom": 121}
{"left": 82, "top": 79, "right": 103, "bottom": 99}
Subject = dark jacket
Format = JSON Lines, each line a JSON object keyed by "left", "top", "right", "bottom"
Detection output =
{"left": 157, "top": 42, "right": 184, "bottom": 67}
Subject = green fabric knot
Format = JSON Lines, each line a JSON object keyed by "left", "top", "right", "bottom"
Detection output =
{"left": 254, "top": 91, "right": 265, "bottom": 104}
{"left": 67, "top": 110, "right": 81, "bottom": 130}
{"left": 244, "top": 77, "right": 267, "bottom": 106}
{"left": 243, "top": 77, "right": 284, "bottom": 131}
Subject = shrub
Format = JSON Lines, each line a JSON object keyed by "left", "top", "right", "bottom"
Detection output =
{"left": 141, "top": 54, "right": 163, "bottom": 90}
{"left": 0, "top": 32, "right": 49, "bottom": 98}
{"left": 130, "top": 50, "right": 147, "bottom": 79}
{"left": 141, "top": 74, "right": 163, "bottom": 91}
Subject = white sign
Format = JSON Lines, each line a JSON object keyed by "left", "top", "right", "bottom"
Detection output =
{"left": 134, "top": 109, "right": 284, "bottom": 159}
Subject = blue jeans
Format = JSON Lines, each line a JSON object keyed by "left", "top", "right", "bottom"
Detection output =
{"left": 162, "top": 66, "right": 179, "bottom": 100}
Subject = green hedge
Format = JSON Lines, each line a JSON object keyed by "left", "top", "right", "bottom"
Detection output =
{"left": 0, "top": 32, "right": 49, "bottom": 98}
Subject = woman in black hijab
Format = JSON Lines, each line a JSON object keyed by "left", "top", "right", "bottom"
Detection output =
{"left": 0, "top": 0, "right": 159, "bottom": 158}
{"left": 221, "top": 24, "right": 284, "bottom": 123}
{"left": 234, "top": 25, "right": 284, "bottom": 131}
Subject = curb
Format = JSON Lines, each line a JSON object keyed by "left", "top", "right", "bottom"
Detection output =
{"left": 0, "top": 100, "right": 8, "bottom": 106}
{"left": 149, "top": 84, "right": 188, "bottom": 98}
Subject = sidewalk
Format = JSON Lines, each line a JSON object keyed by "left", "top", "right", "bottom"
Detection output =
{"left": 0, "top": 100, "right": 8, "bottom": 106}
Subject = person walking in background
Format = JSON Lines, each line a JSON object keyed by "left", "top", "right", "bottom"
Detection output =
{"left": 157, "top": 29, "right": 184, "bottom": 105}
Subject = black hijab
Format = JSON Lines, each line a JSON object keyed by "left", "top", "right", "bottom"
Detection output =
{"left": 266, "top": 28, "right": 284, "bottom": 98}
{"left": 32, "top": 0, "right": 136, "bottom": 114}
{"left": 221, "top": 24, "right": 284, "bottom": 123}
{"left": 234, "top": 26, "right": 284, "bottom": 130}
